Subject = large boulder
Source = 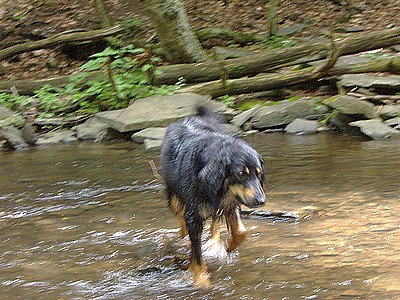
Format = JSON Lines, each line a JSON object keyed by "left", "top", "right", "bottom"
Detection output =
{"left": 251, "top": 98, "right": 327, "bottom": 129}
{"left": 349, "top": 119, "right": 400, "bottom": 140}
{"left": 95, "top": 93, "right": 235, "bottom": 133}
{"left": 323, "top": 95, "right": 378, "bottom": 119}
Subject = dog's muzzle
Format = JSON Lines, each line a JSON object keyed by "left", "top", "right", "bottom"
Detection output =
{"left": 229, "top": 183, "right": 266, "bottom": 208}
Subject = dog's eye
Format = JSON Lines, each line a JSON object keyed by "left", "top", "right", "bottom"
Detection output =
{"left": 237, "top": 167, "right": 250, "bottom": 177}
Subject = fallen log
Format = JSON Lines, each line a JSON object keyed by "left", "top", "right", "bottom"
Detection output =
{"left": 0, "top": 73, "right": 105, "bottom": 94}
{"left": 1, "top": 28, "right": 399, "bottom": 94}
{"left": 178, "top": 56, "right": 400, "bottom": 98}
{"left": 153, "top": 27, "right": 400, "bottom": 85}
{"left": 0, "top": 25, "right": 124, "bottom": 61}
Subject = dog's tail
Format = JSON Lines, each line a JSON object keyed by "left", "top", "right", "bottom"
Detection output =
{"left": 196, "top": 105, "right": 226, "bottom": 123}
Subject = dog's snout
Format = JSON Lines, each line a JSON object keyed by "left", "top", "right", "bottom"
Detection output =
{"left": 254, "top": 185, "right": 266, "bottom": 206}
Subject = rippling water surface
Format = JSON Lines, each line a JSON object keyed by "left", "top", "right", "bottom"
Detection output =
{"left": 0, "top": 133, "right": 399, "bottom": 299}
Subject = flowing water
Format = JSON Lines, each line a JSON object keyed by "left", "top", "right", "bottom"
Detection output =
{"left": 0, "top": 133, "right": 399, "bottom": 299}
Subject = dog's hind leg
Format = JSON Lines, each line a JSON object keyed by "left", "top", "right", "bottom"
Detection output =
{"left": 186, "top": 213, "right": 211, "bottom": 288}
{"left": 168, "top": 194, "right": 188, "bottom": 238}
{"left": 226, "top": 207, "right": 247, "bottom": 252}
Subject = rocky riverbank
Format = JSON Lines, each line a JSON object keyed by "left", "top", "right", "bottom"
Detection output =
{"left": 1, "top": 73, "right": 400, "bottom": 151}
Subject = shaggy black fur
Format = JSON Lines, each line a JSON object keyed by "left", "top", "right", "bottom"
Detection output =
{"left": 160, "top": 106, "right": 266, "bottom": 286}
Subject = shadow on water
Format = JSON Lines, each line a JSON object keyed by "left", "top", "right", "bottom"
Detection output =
{"left": 0, "top": 133, "right": 399, "bottom": 299}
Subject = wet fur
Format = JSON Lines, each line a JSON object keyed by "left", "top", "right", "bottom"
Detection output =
{"left": 161, "top": 106, "right": 266, "bottom": 287}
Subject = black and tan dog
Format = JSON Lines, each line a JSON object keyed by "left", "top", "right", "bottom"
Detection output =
{"left": 161, "top": 106, "right": 266, "bottom": 287}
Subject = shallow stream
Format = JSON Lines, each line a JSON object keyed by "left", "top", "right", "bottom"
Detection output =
{"left": 0, "top": 133, "right": 399, "bottom": 299}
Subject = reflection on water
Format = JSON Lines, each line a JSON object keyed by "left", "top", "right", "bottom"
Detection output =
{"left": 0, "top": 134, "right": 399, "bottom": 299}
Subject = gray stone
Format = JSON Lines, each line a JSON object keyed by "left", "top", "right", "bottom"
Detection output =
{"left": 277, "top": 24, "right": 308, "bottom": 36}
{"left": 285, "top": 118, "right": 320, "bottom": 134}
{"left": 378, "top": 104, "right": 400, "bottom": 120}
{"left": 0, "top": 105, "right": 15, "bottom": 120}
{"left": 339, "top": 74, "right": 400, "bottom": 90}
{"left": 231, "top": 105, "right": 261, "bottom": 128}
{"left": 220, "top": 123, "right": 242, "bottom": 137}
{"left": 328, "top": 113, "right": 360, "bottom": 132}
{"left": 131, "top": 127, "right": 167, "bottom": 144}
{"left": 36, "top": 130, "right": 78, "bottom": 145}
{"left": 385, "top": 117, "right": 400, "bottom": 129}
{"left": 310, "top": 54, "right": 372, "bottom": 69}
{"left": 144, "top": 139, "right": 163, "bottom": 150}
{"left": 252, "top": 98, "right": 327, "bottom": 129}
{"left": 20, "top": 124, "right": 37, "bottom": 146}
{"left": 95, "top": 93, "right": 234, "bottom": 132}
{"left": 0, "top": 126, "right": 29, "bottom": 150}
{"left": 349, "top": 119, "right": 400, "bottom": 140}
{"left": 73, "top": 117, "right": 110, "bottom": 140}
{"left": 323, "top": 95, "right": 378, "bottom": 119}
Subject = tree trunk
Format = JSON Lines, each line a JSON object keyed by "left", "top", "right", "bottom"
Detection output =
{"left": 139, "top": 0, "right": 208, "bottom": 63}
{"left": 93, "top": 0, "right": 113, "bottom": 27}
{"left": 267, "top": 0, "right": 278, "bottom": 37}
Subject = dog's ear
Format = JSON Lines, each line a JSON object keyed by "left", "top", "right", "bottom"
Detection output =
{"left": 198, "top": 155, "right": 230, "bottom": 202}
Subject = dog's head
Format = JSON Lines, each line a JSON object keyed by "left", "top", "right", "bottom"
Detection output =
{"left": 199, "top": 141, "right": 266, "bottom": 209}
{"left": 225, "top": 146, "right": 266, "bottom": 208}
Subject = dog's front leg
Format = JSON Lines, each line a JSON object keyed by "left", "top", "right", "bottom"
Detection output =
{"left": 186, "top": 214, "right": 211, "bottom": 288}
{"left": 226, "top": 207, "right": 247, "bottom": 252}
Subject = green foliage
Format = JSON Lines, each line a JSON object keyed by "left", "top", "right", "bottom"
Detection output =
{"left": 0, "top": 92, "right": 30, "bottom": 110}
{"left": 65, "top": 45, "right": 180, "bottom": 113}
{"left": 261, "top": 36, "right": 297, "bottom": 50}
{"left": 235, "top": 100, "right": 265, "bottom": 111}
{"left": 219, "top": 95, "right": 235, "bottom": 108}
{"left": 0, "top": 45, "right": 183, "bottom": 123}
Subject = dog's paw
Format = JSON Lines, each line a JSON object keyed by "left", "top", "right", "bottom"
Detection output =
{"left": 194, "top": 270, "right": 211, "bottom": 289}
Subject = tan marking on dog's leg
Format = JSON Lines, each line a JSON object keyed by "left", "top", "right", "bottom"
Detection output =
{"left": 169, "top": 195, "right": 187, "bottom": 238}
{"left": 210, "top": 216, "right": 220, "bottom": 242}
{"left": 177, "top": 210, "right": 188, "bottom": 238}
{"left": 189, "top": 260, "right": 211, "bottom": 288}
{"left": 226, "top": 208, "right": 247, "bottom": 252}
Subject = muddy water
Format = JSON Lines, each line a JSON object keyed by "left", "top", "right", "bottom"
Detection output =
{"left": 0, "top": 133, "right": 399, "bottom": 299}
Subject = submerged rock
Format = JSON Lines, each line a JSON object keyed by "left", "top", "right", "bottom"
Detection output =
{"left": 349, "top": 119, "right": 400, "bottom": 140}
{"left": 131, "top": 127, "right": 167, "bottom": 144}
{"left": 36, "top": 130, "right": 78, "bottom": 145}
{"left": 285, "top": 118, "right": 320, "bottom": 134}
{"left": 144, "top": 139, "right": 163, "bottom": 150}
{"left": 73, "top": 117, "right": 109, "bottom": 140}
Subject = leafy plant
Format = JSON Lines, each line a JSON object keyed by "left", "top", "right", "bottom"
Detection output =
{"left": 0, "top": 92, "right": 30, "bottom": 110}
{"left": 0, "top": 45, "right": 184, "bottom": 128}
{"left": 64, "top": 45, "right": 180, "bottom": 113}
{"left": 219, "top": 95, "right": 235, "bottom": 108}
